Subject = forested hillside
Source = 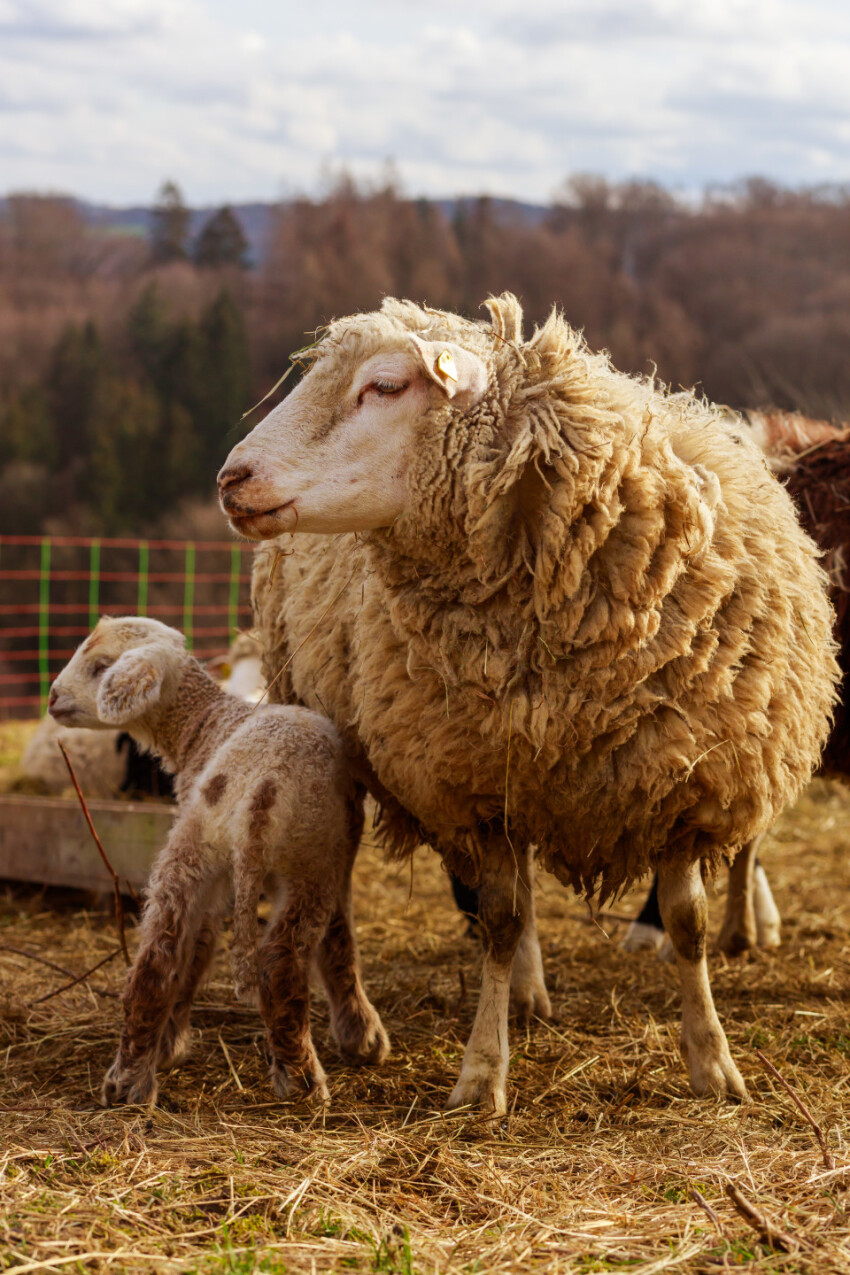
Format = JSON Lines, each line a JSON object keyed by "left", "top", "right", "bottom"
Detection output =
{"left": 2, "top": 176, "right": 850, "bottom": 536}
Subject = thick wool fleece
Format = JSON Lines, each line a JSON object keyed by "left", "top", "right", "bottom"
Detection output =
{"left": 252, "top": 295, "right": 839, "bottom": 903}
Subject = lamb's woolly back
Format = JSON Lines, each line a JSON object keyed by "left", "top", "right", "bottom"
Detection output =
{"left": 254, "top": 294, "right": 839, "bottom": 902}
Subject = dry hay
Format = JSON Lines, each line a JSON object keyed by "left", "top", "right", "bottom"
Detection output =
{"left": 3, "top": 787, "right": 850, "bottom": 1274}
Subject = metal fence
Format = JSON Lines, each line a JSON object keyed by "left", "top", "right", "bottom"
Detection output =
{"left": 0, "top": 535, "right": 254, "bottom": 717}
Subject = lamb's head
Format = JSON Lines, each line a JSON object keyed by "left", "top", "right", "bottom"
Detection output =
{"left": 48, "top": 617, "right": 188, "bottom": 731}
{"left": 218, "top": 298, "right": 497, "bottom": 539}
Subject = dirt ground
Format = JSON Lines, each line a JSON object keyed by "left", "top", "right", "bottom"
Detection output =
{"left": 2, "top": 783, "right": 850, "bottom": 1274}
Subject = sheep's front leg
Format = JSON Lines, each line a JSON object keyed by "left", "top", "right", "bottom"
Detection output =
{"left": 508, "top": 852, "right": 551, "bottom": 1023}
{"left": 316, "top": 873, "right": 389, "bottom": 1066}
{"left": 447, "top": 842, "right": 530, "bottom": 1116}
{"left": 259, "top": 889, "right": 334, "bottom": 1102}
{"left": 102, "top": 826, "right": 215, "bottom": 1107}
{"left": 657, "top": 858, "right": 747, "bottom": 1100}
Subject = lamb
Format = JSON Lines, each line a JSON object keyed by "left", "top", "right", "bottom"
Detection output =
{"left": 217, "top": 293, "right": 838, "bottom": 1113}
{"left": 624, "top": 412, "right": 850, "bottom": 956}
{"left": 48, "top": 616, "right": 389, "bottom": 1106}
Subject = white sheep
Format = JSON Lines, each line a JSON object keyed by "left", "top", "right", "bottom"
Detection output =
{"left": 218, "top": 294, "right": 838, "bottom": 1114}
{"left": 49, "top": 616, "right": 389, "bottom": 1106}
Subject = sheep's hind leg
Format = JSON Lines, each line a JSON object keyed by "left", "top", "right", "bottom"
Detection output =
{"left": 717, "top": 838, "right": 760, "bottom": 955}
{"left": 316, "top": 871, "right": 389, "bottom": 1066}
{"left": 657, "top": 858, "right": 747, "bottom": 1101}
{"left": 447, "top": 842, "right": 530, "bottom": 1116}
{"left": 259, "top": 889, "right": 334, "bottom": 1102}
{"left": 509, "top": 852, "right": 551, "bottom": 1023}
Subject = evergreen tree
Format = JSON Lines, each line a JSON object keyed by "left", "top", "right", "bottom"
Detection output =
{"left": 150, "top": 180, "right": 190, "bottom": 264}
{"left": 194, "top": 206, "right": 248, "bottom": 268}
{"left": 46, "top": 320, "right": 106, "bottom": 472}
{"left": 199, "top": 289, "right": 251, "bottom": 469}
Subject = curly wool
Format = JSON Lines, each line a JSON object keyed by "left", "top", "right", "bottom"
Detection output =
{"left": 253, "top": 295, "right": 839, "bottom": 903}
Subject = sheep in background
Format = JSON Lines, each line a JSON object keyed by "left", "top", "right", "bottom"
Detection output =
{"left": 13, "top": 630, "right": 265, "bottom": 800}
{"left": 218, "top": 293, "right": 838, "bottom": 1113}
{"left": 49, "top": 616, "right": 388, "bottom": 1106}
{"left": 624, "top": 413, "right": 850, "bottom": 956}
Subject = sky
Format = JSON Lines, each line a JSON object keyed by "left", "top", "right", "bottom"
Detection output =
{"left": 1, "top": 0, "right": 850, "bottom": 206}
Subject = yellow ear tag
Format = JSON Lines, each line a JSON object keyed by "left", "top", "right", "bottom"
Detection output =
{"left": 436, "top": 349, "right": 458, "bottom": 382}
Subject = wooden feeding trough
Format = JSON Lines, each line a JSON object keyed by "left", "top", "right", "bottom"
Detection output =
{"left": 0, "top": 793, "right": 173, "bottom": 892}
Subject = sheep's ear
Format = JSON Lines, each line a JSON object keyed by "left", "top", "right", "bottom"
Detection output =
{"left": 408, "top": 335, "right": 488, "bottom": 408}
{"left": 96, "top": 649, "right": 164, "bottom": 725}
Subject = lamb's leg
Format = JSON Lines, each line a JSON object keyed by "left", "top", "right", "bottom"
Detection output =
{"left": 447, "top": 841, "right": 530, "bottom": 1116}
{"left": 509, "top": 852, "right": 551, "bottom": 1023}
{"left": 230, "top": 849, "right": 266, "bottom": 1007}
{"left": 259, "top": 888, "right": 334, "bottom": 1102}
{"left": 102, "top": 825, "right": 216, "bottom": 1107}
{"left": 159, "top": 915, "right": 221, "bottom": 1069}
{"left": 657, "top": 858, "right": 747, "bottom": 1101}
{"left": 315, "top": 872, "right": 389, "bottom": 1066}
{"left": 717, "top": 837, "right": 760, "bottom": 955}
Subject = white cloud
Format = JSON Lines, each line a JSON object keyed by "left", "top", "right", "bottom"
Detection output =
{"left": 0, "top": 0, "right": 849, "bottom": 204}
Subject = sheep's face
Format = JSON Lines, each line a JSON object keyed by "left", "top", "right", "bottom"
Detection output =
{"left": 48, "top": 617, "right": 187, "bottom": 730}
{"left": 218, "top": 333, "right": 489, "bottom": 538}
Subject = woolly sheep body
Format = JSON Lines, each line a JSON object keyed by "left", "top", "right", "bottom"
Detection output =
{"left": 239, "top": 294, "right": 839, "bottom": 1109}
{"left": 253, "top": 298, "right": 837, "bottom": 898}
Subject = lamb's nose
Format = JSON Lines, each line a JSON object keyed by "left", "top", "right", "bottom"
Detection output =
{"left": 48, "top": 686, "right": 58, "bottom": 708}
{"left": 217, "top": 461, "right": 253, "bottom": 496}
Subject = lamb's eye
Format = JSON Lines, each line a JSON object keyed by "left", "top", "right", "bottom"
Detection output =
{"left": 91, "top": 660, "right": 112, "bottom": 678}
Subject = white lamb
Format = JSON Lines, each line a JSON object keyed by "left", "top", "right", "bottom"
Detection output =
{"left": 48, "top": 616, "right": 389, "bottom": 1106}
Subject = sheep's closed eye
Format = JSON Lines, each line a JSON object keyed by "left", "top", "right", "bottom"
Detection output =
{"left": 358, "top": 379, "right": 409, "bottom": 404}
{"left": 91, "top": 659, "right": 113, "bottom": 678}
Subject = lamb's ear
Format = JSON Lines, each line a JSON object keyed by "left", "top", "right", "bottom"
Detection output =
{"left": 96, "top": 648, "right": 165, "bottom": 726}
{"left": 408, "top": 335, "right": 488, "bottom": 408}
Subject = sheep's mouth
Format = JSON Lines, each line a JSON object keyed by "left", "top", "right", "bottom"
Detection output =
{"left": 228, "top": 502, "right": 297, "bottom": 541}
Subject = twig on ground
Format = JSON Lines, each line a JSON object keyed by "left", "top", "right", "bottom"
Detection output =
{"left": 0, "top": 945, "right": 77, "bottom": 980}
{"left": 755, "top": 1047, "right": 835, "bottom": 1170}
{"left": 57, "top": 741, "right": 131, "bottom": 966}
{"left": 30, "top": 947, "right": 122, "bottom": 1005}
{"left": 689, "top": 1187, "right": 724, "bottom": 1238}
{"left": 725, "top": 1183, "right": 800, "bottom": 1253}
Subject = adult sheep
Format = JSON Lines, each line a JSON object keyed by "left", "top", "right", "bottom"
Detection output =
{"left": 218, "top": 294, "right": 838, "bottom": 1113}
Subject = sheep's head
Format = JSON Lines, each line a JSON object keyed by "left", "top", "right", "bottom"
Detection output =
{"left": 48, "top": 617, "right": 187, "bottom": 730}
{"left": 218, "top": 299, "right": 495, "bottom": 539}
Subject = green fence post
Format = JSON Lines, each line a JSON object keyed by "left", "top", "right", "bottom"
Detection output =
{"left": 39, "top": 537, "right": 51, "bottom": 714}
{"left": 88, "top": 539, "right": 101, "bottom": 629}
{"left": 183, "top": 542, "right": 195, "bottom": 650}
{"left": 137, "top": 542, "right": 149, "bottom": 616}
{"left": 229, "top": 542, "right": 241, "bottom": 639}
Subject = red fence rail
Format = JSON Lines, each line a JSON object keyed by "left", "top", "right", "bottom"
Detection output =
{"left": 0, "top": 535, "right": 254, "bottom": 718}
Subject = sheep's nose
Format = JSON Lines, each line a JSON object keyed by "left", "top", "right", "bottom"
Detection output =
{"left": 48, "top": 686, "right": 58, "bottom": 708}
{"left": 217, "top": 461, "right": 253, "bottom": 496}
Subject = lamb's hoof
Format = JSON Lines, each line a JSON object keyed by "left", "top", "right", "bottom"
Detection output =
{"left": 101, "top": 1058, "right": 158, "bottom": 1108}
{"left": 337, "top": 1010, "right": 390, "bottom": 1067}
{"left": 510, "top": 982, "right": 552, "bottom": 1025}
{"left": 620, "top": 921, "right": 666, "bottom": 953}
{"left": 656, "top": 934, "right": 675, "bottom": 963}
{"left": 447, "top": 1063, "right": 507, "bottom": 1116}
{"left": 270, "top": 1062, "right": 330, "bottom": 1105}
{"left": 684, "top": 1046, "right": 747, "bottom": 1102}
{"left": 159, "top": 1022, "right": 193, "bottom": 1070}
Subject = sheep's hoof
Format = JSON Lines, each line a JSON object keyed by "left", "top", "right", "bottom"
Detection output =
{"left": 716, "top": 923, "right": 756, "bottom": 956}
{"left": 509, "top": 982, "right": 552, "bottom": 1025}
{"left": 447, "top": 1063, "right": 507, "bottom": 1117}
{"left": 101, "top": 1057, "right": 158, "bottom": 1108}
{"left": 620, "top": 921, "right": 667, "bottom": 953}
{"left": 683, "top": 1043, "right": 747, "bottom": 1102}
{"left": 336, "top": 1010, "right": 390, "bottom": 1067}
{"left": 270, "top": 1061, "right": 329, "bottom": 1105}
